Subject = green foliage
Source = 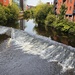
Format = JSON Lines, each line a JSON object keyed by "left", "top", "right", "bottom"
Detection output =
{"left": 0, "top": 5, "right": 7, "bottom": 25}
{"left": 0, "top": 3, "right": 20, "bottom": 26}
{"left": 24, "top": 10, "right": 30, "bottom": 20}
{"left": 68, "top": 22, "right": 75, "bottom": 34}
{"left": 30, "top": 8, "right": 35, "bottom": 18}
{"left": 45, "top": 12, "right": 75, "bottom": 33}
{"left": 59, "top": 4, "right": 67, "bottom": 19}
{"left": 23, "top": 3, "right": 75, "bottom": 35}
{"left": 53, "top": 19, "right": 70, "bottom": 32}
{"left": 69, "top": 26, "right": 75, "bottom": 34}
{"left": 34, "top": 4, "right": 54, "bottom": 25}
{"left": 24, "top": 7, "right": 35, "bottom": 19}
{"left": 45, "top": 13, "right": 56, "bottom": 27}
{"left": 7, "top": 3, "right": 20, "bottom": 24}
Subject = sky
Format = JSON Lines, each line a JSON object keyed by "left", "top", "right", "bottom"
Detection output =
{"left": 27, "top": 0, "right": 54, "bottom": 6}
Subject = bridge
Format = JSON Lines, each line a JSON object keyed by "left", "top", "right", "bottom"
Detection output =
{"left": 0, "top": 26, "right": 75, "bottom": 75}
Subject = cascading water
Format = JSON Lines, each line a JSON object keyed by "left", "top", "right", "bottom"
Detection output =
{"left": 0, "top": 26, "right": 75, "bottom": 75}
{"left": 0, "top": 26, "right": 15, "bottom": 39}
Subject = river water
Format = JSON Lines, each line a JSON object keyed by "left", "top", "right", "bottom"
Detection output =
{"left": 0, "top": 19, "right": 75, "bottom": 47}
{"left": 0, "top": 20, "right": 75, "bottom": 75}
{"left": 18, "top": 19, "right": 75, "bottom": 48}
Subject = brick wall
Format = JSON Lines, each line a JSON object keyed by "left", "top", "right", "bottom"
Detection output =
{"left": 0, "top": 0, "right": 9, "bottom": 6}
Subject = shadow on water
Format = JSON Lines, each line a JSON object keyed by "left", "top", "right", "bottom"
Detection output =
{"left": 34, "top": 25, "right": 75, "bottom": 47}
{"left": 0, "top": 34, "right": 10, "bottom": 44}
{"left": 18, "top": 19, "right": 75, "bottom": 47}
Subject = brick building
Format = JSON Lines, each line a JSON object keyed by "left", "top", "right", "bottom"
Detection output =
{"left": 54, "top": 0, "right": 75, "bottom": 21}
{"left": 0, "top": 0, "right": 9, "bottom": 6}
{"left": 0, "top": 0, "right": 13, "bottom": 6}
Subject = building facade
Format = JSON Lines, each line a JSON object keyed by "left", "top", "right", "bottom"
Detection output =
{"left": 0, "top": 0, "right": 9, "bottom": 6}
{"left": 0, "top": 0, "right": 13, "bottom": 6}
{"left": 54, "top": 0, "right": 75, "bottom": 21}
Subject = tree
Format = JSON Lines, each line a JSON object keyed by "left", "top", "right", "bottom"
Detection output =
{"left": 7, "top": 3, "right": 20, "bottom": 24}
{"left": 45, "top": 13, "right": 56, "bottom": 27}
{"left": 0, "top": 3, "right": 20, "bottom": 26}
{"left": 0, "top": 5, "right": 7, "bottom": 25}
{"left": 59, "top": 4, "right": 67, "bottom": 19}
{"left": 34, "top": 4, "right": 54, "bottom": 25}
{"left": 24, "top": 10, "right": 30, "bottom": 20}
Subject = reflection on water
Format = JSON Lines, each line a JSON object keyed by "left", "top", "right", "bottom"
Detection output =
{"left": 34, "top": 26, "right": 75, "bottom": 47}
{"left": 22, "top": 19, "right": 75, "bottom": 47}
{"left": 19, "top": 19, "right": 26, "bottom": 30}
{"left": 1, "top": 19, "right": 75, "bottom": 47}
{"left": 24, "top": 20, "right": 36, "bottom": 35}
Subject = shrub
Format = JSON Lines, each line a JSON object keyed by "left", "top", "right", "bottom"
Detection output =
{"left": 24, "top": 10, "right": 31, "bottom": 20}
{"left": 0, "top": 5, "right": 7, "bottom": 25}
{"left": 45, "top": 13, "right": 56, "bottom": 27}
{"left": 7, "top": 3, "right": 20, "bottom": 24}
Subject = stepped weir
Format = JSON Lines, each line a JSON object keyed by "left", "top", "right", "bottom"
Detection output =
{"left": 0, "top": 26, "right": 75, "bottom": 75}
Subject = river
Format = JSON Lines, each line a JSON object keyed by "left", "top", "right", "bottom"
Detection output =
{"left": 17, "top": 19, "right": 75, "bottom": 47}
{"left": 0, "top": 19, "right": 75, "bottom": 75}
{"left": 1, "top": 19, "right": 75, "bottom": 47}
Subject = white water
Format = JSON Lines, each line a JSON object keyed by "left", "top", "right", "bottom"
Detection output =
{"left": 0, "top": 26, "right": 9, "bottom": 34}
{"left": 0, "top": 26, "right": 75, "bottom": 75}
{"left": 14, "top": 28, "right": 75, "bottom": 74}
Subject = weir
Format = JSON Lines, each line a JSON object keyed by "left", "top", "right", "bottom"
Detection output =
{"left": 0, "top": 26, "right": 75, "bottom": 75}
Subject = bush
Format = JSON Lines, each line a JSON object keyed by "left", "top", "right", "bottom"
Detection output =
{"left": 24, "top": 10, "right": 31, "bottom": 20}
{"left": 7, "top": 3, "right": 20, "bottom": 24}
{"left": 45, "top": 13, "right": 56, "bottom": 27}
{"left": 0, "top": 5, "right": 7, "bottom": 25}
{"left": 34, "top": 4, "right": 54, "bottom": 25}
{"left": 0, "top": 3, "right": 20, "bottom": 26}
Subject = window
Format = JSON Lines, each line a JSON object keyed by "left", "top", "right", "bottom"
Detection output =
{"left": 4, "top": 0, "right": 6, "bottom": 2}
{"left": 70, "top": 6, "right": 72, "bottom": 10}
{"left": 63, "top": 0, "right": 66, "bottom": 3}
{"left": 67, "top": 0, "right": 69, "bottom": 3}
{"left": 70, "top": 0, "right": 72, "bottom": 3}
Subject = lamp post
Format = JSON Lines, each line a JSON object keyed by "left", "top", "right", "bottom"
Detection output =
{"left": 20, "top": 0, "right": 26, "bottom": 11}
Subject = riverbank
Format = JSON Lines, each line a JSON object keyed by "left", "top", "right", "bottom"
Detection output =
{"left": 24, "top": 4, "right": 75, "bottom": 37}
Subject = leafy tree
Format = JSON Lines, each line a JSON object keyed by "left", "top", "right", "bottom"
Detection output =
{"left": 45, "top": 13, "right": 56, "bottom": 27}
{"left": 0, "top": 3, "right": 20, "bottom": 26}
{"left": 29, "top": 8, "right": 35, "bottom": 18}
{"left": 59, "top": 4, "right": 67, "bottom": 19}
{"left": 0, "top": 5, "right": 7, "bottom": 25}
{"left": 7, "top": 3, "right": 20, "bottom": 24}
{"left": 34, "top": 4, "right": 54, "bottom": 25}
{"left": 24, "top": 10, "right": 31, "bottom": 20}
{"left": 24, "top": 2, "right": 75, "bottom": 35}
